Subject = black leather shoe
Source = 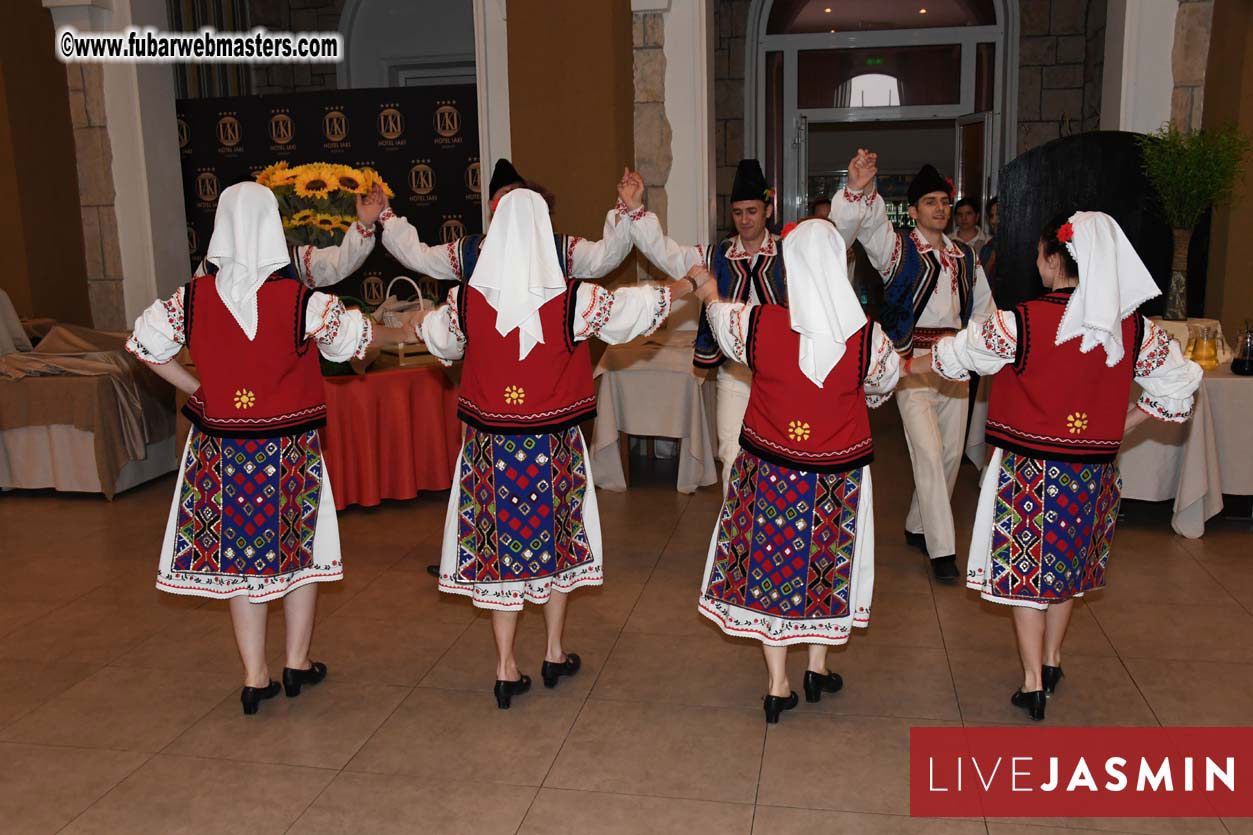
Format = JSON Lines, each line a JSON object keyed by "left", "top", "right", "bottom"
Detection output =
{"left": 541, "top": 653, "right": 581, "bottom": 689}
{"left": 494, "top": 674, "right": 531, "bottom": 709}
{"left": 931, "top": 554, "right": 959, "bottom": 582}
{"left": 241, "top": 681, "right": 281, "bottom": 715}
{"left": 1042, "top": 665, "right": 1064, "bottom": 696}
{"left": 803, "top": 669, "right": 843, "bottom": 703}
{"left": 1011, "top": 688, "right": 1047, "bottom": 721}
{"left": 426, "top": 564, "right": 439, "bottom": 578}
{"left": 763, "top": 691, "right": 799, "bottom": 724}
{"left": 282, "top": 661, "right": 327, "bottom": 697}
{"left": 904, "top": 530, "right": 929, "bottom": 555}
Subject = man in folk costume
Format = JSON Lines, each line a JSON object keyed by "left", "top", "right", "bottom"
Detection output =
{"left": 126, "top": 182, "right": 418, "bottom": 715}
{"left": 625, "top": 155, "right": 876, "bottom": 490}
{"left": 377, "top": 158, "right": 639, "bottom": 288}
{"left": 689, "top": 219, "right": 900, "bottom": 724}
{"left": 195, "top": 183, "right": 384, "bottom": 289}
{"left": 838, "top": 152, "right": 994, "bottom": 581}
{"left": 932, "top": 211, "right": 1201, "bottom": 720}
{"left": 411, "top": 189, "right": 706, "bottom": 709}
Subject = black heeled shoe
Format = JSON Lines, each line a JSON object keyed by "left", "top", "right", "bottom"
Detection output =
{"left": 1011, "top": 688, "right": 1047, "bottom": 721}
{"left": 763, "top": 691, "right": 799, "bottom": 724}
{"left": 1042, "top": 665, "right": 1063, "bottom": 696}
{"left": 494, "top": 675, "right": 531, "bottom": 709}
{"left": 541, "top": 653, "right": 581, "bottom": 689}
{"left": 803, "top": 669, "right": 844, "bottom": 703}
{"left": 282, "top": 661, "right": 327, "bottom": 697}
{"left": 240, "top": 681, "right": 281, "bottom": 715}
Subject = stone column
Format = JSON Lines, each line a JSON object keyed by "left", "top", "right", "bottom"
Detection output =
{"left": 1171, "top": 0, "right": 1213, "bottom": 131}
{"left": 633, "top": 8, "right": 673, "bottom": 280}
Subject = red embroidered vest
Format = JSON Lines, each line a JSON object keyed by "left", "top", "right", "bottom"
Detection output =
{"left": 182, "top": 274, "right": 326, "bottom": 438}
{"left": 985, "top": 289, "right": 1143, "bottom": 463}
{"left": 739, "top": 305, "right": 875, "bottom": 473}
{"left": 456, "top": 280, "right": 596, "bottom": 434}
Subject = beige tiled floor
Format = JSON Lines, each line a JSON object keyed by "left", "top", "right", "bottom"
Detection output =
{"left": 2, "top": 406, "right": 1251, "bottom": 834}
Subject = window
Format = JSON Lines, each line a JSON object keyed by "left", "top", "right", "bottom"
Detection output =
{"left": 798, "top": 45, "right": 962, "bottom": 109}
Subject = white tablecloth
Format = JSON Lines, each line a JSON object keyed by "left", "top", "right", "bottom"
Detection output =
{"left": 590, "top": 333, "right": 719, "bottom": 494}
{"left": 967, "top": 367, "right": 1253, "bottom": 537}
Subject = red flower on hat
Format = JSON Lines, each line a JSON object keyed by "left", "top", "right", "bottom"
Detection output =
{"left": 1058, "top": 223, "right": 1074, "bottom": 243}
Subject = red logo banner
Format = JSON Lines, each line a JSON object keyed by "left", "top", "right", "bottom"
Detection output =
{"left": 911, "top": 727, "right": 1253, "bottom": 817}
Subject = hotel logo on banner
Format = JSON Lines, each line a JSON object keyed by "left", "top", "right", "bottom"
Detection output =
{"left": 440, "top": 215, "right": 466, "bottom": 243}
{"left": 194, "top": 169, "right": 220, "bottom": 206}
{"left": 361, "top": 273, "right": 385, "bottom": 307}
{"left": 377, "top": 104, "right": 406, "bottom": 148}
{"left": 464, "top": 158, "right": 481, "bottom": 199}
{"left": 176, "top": 116, "right": 191, "bottom": 154}
{"left": 322, "top": 108, "right": 350, "bottom": 149}
{"left": 268, "top": 109, "right": 294, "bottom": 150}
{"left": 216, "top": 113, "right": 241, "bottom": 150}
{"left": 187, "top": 225, "right": 198, "bottom": 255}
{"left": 408, "top": 160, "right": 437, "bottom": 205}
{"left": 433, "top": 99, "right": 462, "bottom": 147}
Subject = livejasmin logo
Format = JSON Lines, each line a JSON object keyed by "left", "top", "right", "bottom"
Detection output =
{"left": 928, "top": 753, "right": 1235, "bottom": 793}
{"left": 909, "top": 727, "right": 1253, "bottom": 818}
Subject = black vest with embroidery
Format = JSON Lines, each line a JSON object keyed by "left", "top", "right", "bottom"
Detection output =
{"left": 694, "top": 236, "right": 786, "bottom": 368}
{"left": 879, "top": 233, "right": 977, "bottom": 354}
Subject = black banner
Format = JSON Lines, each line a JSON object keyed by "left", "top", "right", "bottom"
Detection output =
{"left": 176, "top": 85, "right": 482, "bottom": 305}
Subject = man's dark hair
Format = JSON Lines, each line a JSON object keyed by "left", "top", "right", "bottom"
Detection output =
{"left": 954, "top": 197, "right": 980, "bottom": 215}
{"left": 808, "top": 196, "right": 831, "bottom": 214}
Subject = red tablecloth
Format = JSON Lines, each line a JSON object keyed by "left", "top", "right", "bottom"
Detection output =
{"left": 320, "top": 365, "right": 462, "bottom": 510}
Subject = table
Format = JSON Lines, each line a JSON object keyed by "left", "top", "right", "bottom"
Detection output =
{"left": 320, "top": 363, "right": 462, "bottom": 510}
{"left": 967, "top": 367, "right": 1253, "bottom": 538}
{"left": 590, "top": 333, "right": 719, "bottom": 494}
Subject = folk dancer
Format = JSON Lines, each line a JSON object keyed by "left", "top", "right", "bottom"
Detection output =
{"left": 411, "top": 189, "right": 705, "bottom": 709}
{"left": 626, "top": 156, "right": 875, "bottom": 490}
{"left": 126, "top": 183, "right": 418, "bottom": 715}
{"left": 692, "top": 219, "right": 900, "bottom": 724}
{"left": 839, "top": 153, "right": 995, "bottom": 581}
{"left": 932, "top": 211, "right": 1202, "bottom": 720}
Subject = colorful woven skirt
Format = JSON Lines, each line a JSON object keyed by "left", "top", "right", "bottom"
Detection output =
{"left": 156, "top": 427, "right": 343, "bottom": 601}
{"left": 698, "top": 451, "right": 875, "bottom": 646}
{"left": 966, "top": 448, "right": 1120, "bottom": 609}
{"left": 436, "top": 424, "right": 603, "bottom": 610}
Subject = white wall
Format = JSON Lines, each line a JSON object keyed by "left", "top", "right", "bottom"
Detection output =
{"left": 1101, "top": 0, "right": 1178, "bottom": 134}
{"left": 339, "top": 0, "right": 475, "bottom": 89}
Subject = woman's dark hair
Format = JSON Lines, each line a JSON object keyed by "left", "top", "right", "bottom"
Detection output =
{"left": 954, "top": 197, "right": 979, "bottom": 215}
{"left": 1039, "top": 211, "right": 1080, "bottom": 277}
{"left": 523, "top": 180, "right": 556, "bottom": 213}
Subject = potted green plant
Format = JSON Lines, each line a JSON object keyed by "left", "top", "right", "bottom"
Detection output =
{"left": 1137, "top": 124, "right": 1249, "bottom": 320}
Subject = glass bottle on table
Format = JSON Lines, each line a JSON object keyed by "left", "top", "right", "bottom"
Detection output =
{"left": 1232, "top": 320, "right": 1253, "bottom": 376}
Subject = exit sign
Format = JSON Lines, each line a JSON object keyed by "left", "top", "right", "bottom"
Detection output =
{"left": 866, "top": 57, "right": 884, "bottom": 65}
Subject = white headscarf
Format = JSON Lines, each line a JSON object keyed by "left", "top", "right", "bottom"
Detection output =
{"left": 204, "top": 182, "right": 291, "bottom": 340}
{"left": 783, "top": 219, "right": 868, "bottom": 387}
{"left": 1055, "top": 211, "right": 1161, "bottom": 366}
{"left": 469, "top": 188, "right": 565, "bottom": 360}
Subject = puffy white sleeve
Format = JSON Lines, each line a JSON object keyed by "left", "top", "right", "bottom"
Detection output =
{"left": 306, "top": 292, "right": 374, "bottom": 362}
{"left": 379, "top": 208, "right": 462, "bottom": 281}
{"left": 863, "top": 323, "right": 901, "bottom": 408}
{"left": 932, "top": 310, "right": 1019, "bottom": 381}
{"left": 704, "top": 301, "right": 755, "bottom": 367}
{"left": 125, "top": 287, "right": 186, "bottom": 365}
{"left": 293, "top": 222, "right": 376, "bottom": 289}
{"left": 572, "top": 282, "right": 672, "bottom": 345}
{"left": 565, "top": 204, "right": 637, "bottom": 279}
{"left": 417, "top": 286, "right": 467, "bottom": 364}
{"left": 630, "top": 207, "right": 706, "bottom": 278}
{"left": 1133, "top": 319, "right": 1203, "bottom": 423}
{"left": 840, "top": 187, "right": 902, "bottom": 279}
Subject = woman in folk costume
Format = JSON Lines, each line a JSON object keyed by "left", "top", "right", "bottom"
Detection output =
{"left": 932, "top": 211, "right": 1202, "bottom": 721}
{"left": 413, "top": 189, "right": 706, "bottom": 709}
{"left": 126, "top": 182, "right": 417, "bottom": 715}
{"left": 691, "top": 219, "right": 901, "bottom": 724}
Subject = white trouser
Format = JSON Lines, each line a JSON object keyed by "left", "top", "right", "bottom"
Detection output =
{"left": 896, "top": 362, "right": 969, "bottom": 558}
{"left": 715, "top": 363, "right": 752, "bottom": 491}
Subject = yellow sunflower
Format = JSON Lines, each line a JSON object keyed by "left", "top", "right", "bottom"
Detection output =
{"left": 253, "top": 161, "right": 288, "bottom": 188}
{"left": 313, "top": 213, "right": 341, "bottom": 232}
{"left": 334, "top": 165, "right": 368, "bottom": 194}
{"left": 290, "top": 209, "right": 316, "bottom": 226}
{"left": 361, "top": 166, "right": 395, "bottom": 198}
{"left": 293, "top": 164, "right": 334, "bottom": 198}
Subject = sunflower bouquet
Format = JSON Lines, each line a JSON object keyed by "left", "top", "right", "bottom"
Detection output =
{"left": 254, "top": 161, "right": 395, "bottom": 248}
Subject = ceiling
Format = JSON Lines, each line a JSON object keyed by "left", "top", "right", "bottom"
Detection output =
{"left": 767, "top": 0, "right": 997, "bottom": 34}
